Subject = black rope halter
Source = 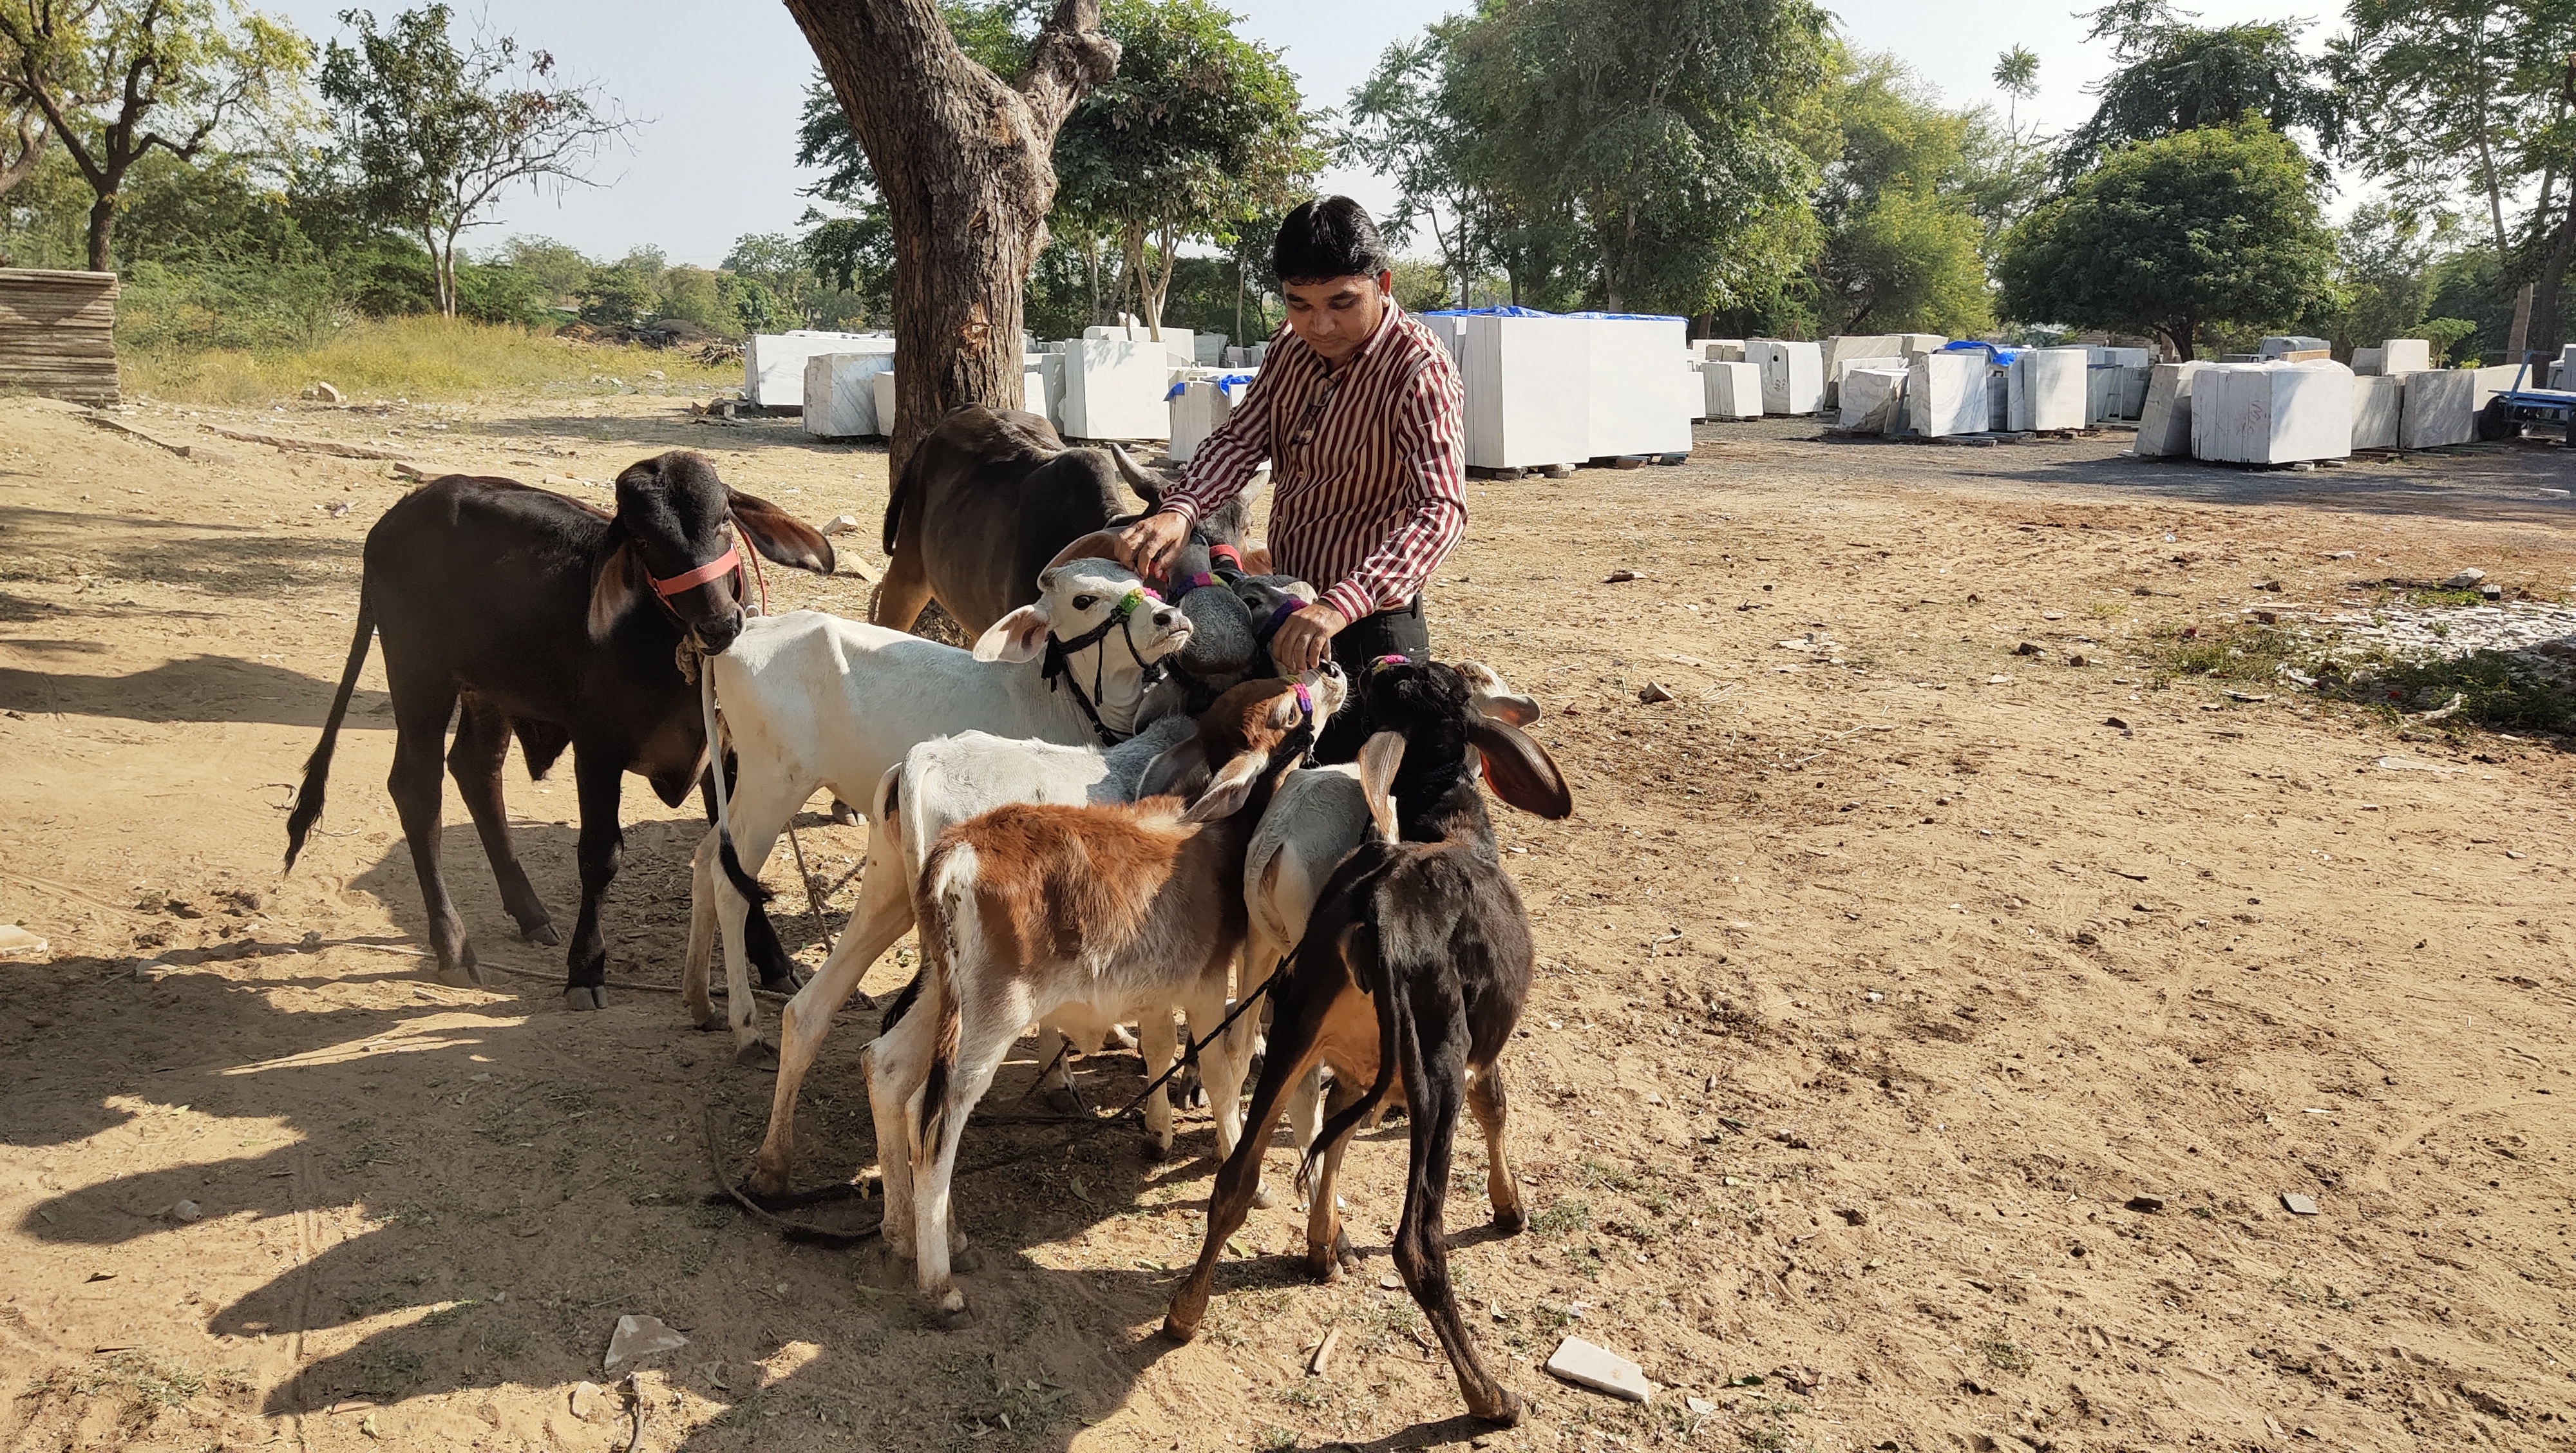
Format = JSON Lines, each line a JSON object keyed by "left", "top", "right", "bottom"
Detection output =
{"left": 1041, "top": 586, "right": 1169, "bottom": 746}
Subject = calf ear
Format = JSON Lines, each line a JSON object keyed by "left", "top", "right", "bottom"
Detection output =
{"left": 1244, "top": 544, "right": 1273, "bottom": 575}
{"left": 1466, "top": 717, "right": 1572, "bottom": 820}
{"left": 1045, "top": 528, "right": 1132, "bottom": 572}
{"left": 1136, "top": 734, "right": 1209, "bottom": 801}
{"left": 974, "top": 603, "right": 1053, "bottom": 663}
{"left": 728, "top": 490, "right": 836, "bottom": 575}
{"left": 1180, "top": 747, "right": 1268, "bottom": 824}
{"left": 587, "top": 525, "right": 639, "bottom": 641}
{"left": 1355, "top": 730, "right": 1405, "bottom": 842}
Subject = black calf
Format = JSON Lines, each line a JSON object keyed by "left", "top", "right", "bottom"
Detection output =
{"left": 1164, "top": 660, "right": 1571, "bottom": 1425}
{"left": 284, "top": 451, "right": 833, "bottom": 1007}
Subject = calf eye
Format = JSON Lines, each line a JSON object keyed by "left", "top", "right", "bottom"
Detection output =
{"left": 1072, "top": 594, "right": 1098, "bottom": 612}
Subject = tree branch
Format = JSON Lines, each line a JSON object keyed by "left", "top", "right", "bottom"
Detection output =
{"left": 1016, "top": 0, "right": 1119, "bottom": 138}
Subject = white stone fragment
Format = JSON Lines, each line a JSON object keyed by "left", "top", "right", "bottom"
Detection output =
{"left": 1545, "top": 1336, "right": 1653, "bottom": 1402}
{"left": 871, "top": 371, "right": 898, "bottom": 439}
{"left": 2190, "top": 360, "right": 2353, "bottom": 464}
{"left": 2380, "top": 339, "right": 2434, "bottom": 374}
{"left": 1700, "top": 360, "right": 1761, "bottom": 421}
{"left": 601, "top": 1314, "right": 688, "bottom": 1370}
{"left": 2350, "top": 373, "right": 2401, "bottom": 450}
{"left": 1748, "top": 338, "right": 1823, "bottom": 415}
{"left": 2399, "top": 370, "right": 2476, "bottom": 450}
{"left": 801, "top": 352, "right": 893, "bottom": 438}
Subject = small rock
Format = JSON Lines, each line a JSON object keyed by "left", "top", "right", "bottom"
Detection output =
{"left": 2280, "top": 1193, "right": 2319, "bottom": 1216}
{"left": 2255, "top": 580, "right": 2283, "bottom": 592}
{"left": 2327, "top": 550, "right": 2355, "bottom": 559}
{"left": 602, "top": 1313, "right": 689, "bottom": 1370}
{"left": 1379, "top": 1273, "right": 1404, "bottom": 1290}
{"left": 2479, "top": 584, "right": 2503, "bottom": 600}
{"left": 2012, "top": 641, "right": 2042, "bottom": 656}
{"left": 2103, "top": 716, "right": 2130, "bottom": 730}
{"left": 171, "top": 1200, "right": 204, "bottom": 1223}
{"left": 2125, "top": 1194, "right": 2166, "bottom": 1213}
{"left": 304, "top": 381, "right": 343, "bottom": 404}
{"left": 2067, "top": 652, "right": 2089, "bottom": 667}
{"left": 569, "top": 1381, "right": 609, "bottom": 1421}
{"left": 820, "top": 513, "right": 863, "bottom": 536}
{"left": 643, "top": 369, "right": 666, "bottom": 381}
{"left": 1685, "top": 1395, "right": 1716, "bottom": 1414}
{"left": 1637, "top": 681, "right": 1674, "bottom": 704}
{"left": 1544, "top": 1336, "right": 1651, "bottom": 1402}
{"left": 0, "top": 924, "right": 49, "bottom": 960}
{"left": 326, "top": 500, "right": 352, "bottom": 518}
{"left": 1604, "top": 569, "right": 1640, "bottom": 583}
{"left": 2444, "top": 569, "right": 2485, "bottom": 588}
{"left": 2225, "top": 690, "right": 2270, "bottom": 702}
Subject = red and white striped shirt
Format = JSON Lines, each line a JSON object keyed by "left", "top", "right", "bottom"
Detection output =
{"left": 1158, "top": 299, "right": 1467, "bottom": 625}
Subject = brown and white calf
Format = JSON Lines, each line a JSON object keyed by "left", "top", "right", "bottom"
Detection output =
{"left": 1163, "top": 660, "right": 1571, "bottom": 1427}
{"left": 864, "top": 673, "right": 1343, "bottom": 1325}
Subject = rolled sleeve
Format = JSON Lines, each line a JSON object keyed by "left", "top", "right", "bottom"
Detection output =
{"left": 1159, "top": 366, "right": 1275, "bottom": 527}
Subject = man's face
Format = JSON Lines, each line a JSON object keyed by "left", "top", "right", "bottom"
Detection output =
{"left": 1280, "top": 271, "right": 1392, "bottom": 365}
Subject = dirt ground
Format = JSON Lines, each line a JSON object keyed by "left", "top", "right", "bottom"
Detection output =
{"left": 3, "top": 388, "right": 2573, "bottom": 1453}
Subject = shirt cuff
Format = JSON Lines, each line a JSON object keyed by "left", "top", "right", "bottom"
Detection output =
{"left": 1156, "top": 497, "right": 1200, "bottom": 529}
{"left": 1322, "top": 580, "right": 1376, "bottom": 624}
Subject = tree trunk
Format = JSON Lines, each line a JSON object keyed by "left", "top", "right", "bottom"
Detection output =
{"left": 85, "top": 191, "right": 116, "bottom": 273}
{"left": 2528, "top": 208, "right": 2575, "bottom": 361}
{"left": 785, "top": 0, "right": 1118, "bottom": 475}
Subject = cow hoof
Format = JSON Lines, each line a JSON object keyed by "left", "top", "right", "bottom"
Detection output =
{"left": 693, "top": 1012, "right": 726, "bottom": 1033}
{"left": 564, "top": 985, "right": 608, "bottom": 1011}
{"left": 1142, "top": 1134, "right": 1172, "bottom": 1162}
{"left": 1159, "top": 1312, "right": 1199, "bottom": 1344}
{"left": 733, "top": 1039, "right": 778, "bottom": 1069}
{"left": 1474, "top": 1389, "right": 1526, "bottom": 1427}
{"left": 759, "top": 966, "right": 806, "bottom": 994}
{"left": 1493, "top": 1204, "right": 1528, "bottom": 1236}
{"left": 522, "top": 921, "right": 562, "bottom": 947}
{"left": 951, "top": 1244, "right": 983, "bottom": 1275}
{"left": 929, "top": 1295, "right": 974, "bottom": 1331}
{"left": 1250, "top": 1182, "right": 1276, "bottom": 1211}
{"left": 828, "top": 798, "right": 864, "bottom": 827}
{"left": 1307, "top": 1247, "right": 1342, "bottom": 1284}
{"left": 1039, "top": 1085, "right": 1081, "bottom": 1115}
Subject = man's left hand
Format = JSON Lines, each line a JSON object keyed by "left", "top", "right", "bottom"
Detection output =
{"left": 1269, "top": 603, "right": 1349, "bottom": 674}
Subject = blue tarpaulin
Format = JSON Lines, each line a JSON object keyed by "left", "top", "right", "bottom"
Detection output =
{"left": 1419, "top": 305, "right": 1554, "bottom": 318}
{"left": 1164, "top": 373, "right": 1258, "bottom": 401}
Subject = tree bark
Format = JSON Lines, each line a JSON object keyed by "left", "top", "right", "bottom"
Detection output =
{"left": 784, "top": 0, "right": 1119, "bottom": 477}
{"left": 86, "top": 191, "right": 117, "bottom": 273}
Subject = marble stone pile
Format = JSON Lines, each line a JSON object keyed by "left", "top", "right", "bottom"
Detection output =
{"left": 1456, "top": 312, "right": 1591, "bottom": 469}
{"left": 1058, "top": 334, "right": 1170, "bottom": 440}
{"left": 2190, "top": 359, "right": 2352, "bottom": 464}
{"left": 2349, "top": 372, "right": 2401, "bottom": 450}
{"left": 2398, "top": 370, "right": 2476, "bottom": 450}
{"left": 1837, "top": 366, "right": 1908, "bottom": 433}
{"left": 1906, "top": 350, "right": 1988, "bottom": 437}
{"left": 1748, "top": 339, "right": 1823, "bottom": 415}
{"left": 2008, "top": 348, "right": 2090, "bottom": 432}
{"left": 2132, "top": 361, "right": 2204, "bottom": 458}
{"left": 801, "top": 352, "right": 895, "bottom": 438}
{"left": 1582, "top": 315, "right": 1692, "bottom": 458}
{"left": 1700, "top": 360, "right": 1761, "bottom": 421}
{"left": 748, "top": 330, "right": 890, "bottom": 408}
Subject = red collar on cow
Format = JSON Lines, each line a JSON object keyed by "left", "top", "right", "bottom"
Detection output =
{"left": 652, "top": 544, "right": 741, "bottom": 598}
{"left": 1209, "top": 544, "right": 1244, "bottom": 573}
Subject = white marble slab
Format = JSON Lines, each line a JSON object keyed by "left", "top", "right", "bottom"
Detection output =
{"left": 1166, "top": 378, "right": 1239, "bottom": 463}
{"left": 1087, "top": 321, "right": 1195, "bottom": 366}
{"left": 1838, "top": 366, "right": 1907, "bottom": 433}
{"left": 1906, "top": 351, "right": 1988, "bottom": 437}
{"left": 2350, "top": 372, "right": 2400, "bottom": 450}
{"left": 1583, "top": 316, "right": 1692, "bottom": 457}
{"left": 2382, "top": 339, "right": 2434, "bottom": 374}
{"left": 2258, "top": 335, "right": 2330, "bottom": 359}
{"left": 1698, "top": 339, "right": 1746, "bottom": 362}
{"left": 2399, "top": 369, "right": 2475, "bottom": 449}
{"left": 871, "top": 370, "right": 898, "bottom": 438}
{"left": 1897, "top": 332, "right": 1947, "bottom": 357}
{"left": 1459, "top": 314, "right": 1591, "bottom": 468}
{"left": 746, "top": 330, "right": 890, "bottom": 408}
{"left": 1058, "top": 335, "right": 1170, "bottom": 440}
{"left": 1700, "top": 360, "right": 1761, "bottom": 421}
{"left": 1748, "top": 339, "right": 1823, "bottom": 415}
{"left": 2010, "top": 348, "right": 2088, "bottom": 431}
{"left": 800, "top": 352, "right": 895, "bottom": 437}
{"left": 2134, "top": 361, "right": 2205, "bottom": 458}
{"left": 2191, "top": 360, "right": 2353, "bottom": 463}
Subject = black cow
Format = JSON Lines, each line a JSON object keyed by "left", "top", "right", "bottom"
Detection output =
{"left": 871, "top": 405, "right": 1249, "bottom": 636}
{"left": 1163, "top": 660, "right": 1571, "bottom": 1426}
{"left": 283, "top": 451, "right": 833, "bottom": 1008}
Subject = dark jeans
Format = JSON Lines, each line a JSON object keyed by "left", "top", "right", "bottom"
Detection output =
{"left": 1316, "top": 595, "right": 1428, "bottom": 763}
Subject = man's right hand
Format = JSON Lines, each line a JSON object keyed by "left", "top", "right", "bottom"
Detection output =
{"left": 1113, "top": 509, "right": 1191, "bottom": 583}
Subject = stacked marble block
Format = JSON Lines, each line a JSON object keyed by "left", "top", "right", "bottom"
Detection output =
{"left": 2009, "top": 348, "right": 2091, "bottom": 432}
{"left": 2132, "top": 362, "right": 2203, "bottom": 458}
{"left": 2398, "top": 371, "right": 2477, "bottom": 450}
{"left": 1701, "top": 360, "right": 1762, "bottom": 420}
{"left": 1818, "top": 334, "right": 1945, "bottom": 406}
{"left": 1584, "top": 316, "right": 1694, "bottom": 458}
{"left": 2350, "top": 339, "right": 2433, "bottom": 375}
{"left": 2190, "top": 360, "right": 2353, "bottom": 464}
{"left": 1906, "top": 350, "right": 1989, "bottom": 437}
{"left": 1837, "top": 367, "right": 1907, "bottom": 432}
{"left": 1059, "top": 334, "right": 1171, "bottom": 441}
{"left": 1449, "top": 313, "right": 1591, "bottom": 470}
{"left": 1168, "top": 374, "right": 1254, "bottom": 463}
{"left": 2086, "top": 347, "right": 2152, "bottom": 422}
{"left": 802, "top": 351, "right": 896, "bottom": 437}
{"left": 749, "top": 330, "right": 891, "bottom": 408}
{"left": 1748, "top": 339, "right": 1824, "bottom": 415}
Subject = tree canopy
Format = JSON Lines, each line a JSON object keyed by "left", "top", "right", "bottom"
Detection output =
{"left": 1996, "top": 117, "right": 2334, "bottom": 358}
{"left": 2055, "top": 5, "right": 2341, "bottom": 180}
{"left": 1808, "top": 50, "right": 1996, "bottom": 336}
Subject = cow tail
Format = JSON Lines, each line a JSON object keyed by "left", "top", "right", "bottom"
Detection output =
{"left": 912, "top": 841, "right": 967, "bottom": 1156}
{"left": 283, "top": 591, "right": 375, "bottom": 871}
{"left": 882, "top": 444, "right": 917, "bottom": 557}
{"left": 1302, "top": 915, "right": 1403, "bottom": 1192}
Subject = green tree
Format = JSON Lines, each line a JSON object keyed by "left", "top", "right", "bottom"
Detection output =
{"left": 2331, "top": 0, "right": 2576, "bottom": 354}
{"left": 0, "top": 0, "right": 309, "bottom": 271}
{"left": 1996, "top": 118, "right": 2334, "bottom": 358}
{"left": 316, "top": 5, "right": 635, "bottom": 316}
{"left": 2056, "top": 3, "right": 2341, "bottom": 180}
{"left": 2319, "top": 204, "right": 2447, "bottom": 357}
{"left": 1346, "top": 23, "right": 1505, "bottom": 311}
{"left": 1441, "top": 0, "right": 1831, "bottom": 314}
{"left": 1992, "top": 45, "right": 2038, "bottom": 135}
{"left": 1052, "top": 0, "right": 1319, "bottom": 336}
{"left": 1810, "top": 50, "right": 1994, "bottom": 335}
{"left": 493, "top": 233, "right": 591, "bottom": 305}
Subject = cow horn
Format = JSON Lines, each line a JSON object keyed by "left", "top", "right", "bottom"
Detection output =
{"left": 1108, "top": 444, "right": 1168, "bottom": 510}
{"left": 1045, "top": 529, "right": 1133, "bottom": 571}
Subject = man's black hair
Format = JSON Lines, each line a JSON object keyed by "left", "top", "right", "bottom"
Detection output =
{"left": 1272, "top": 197, "right": 1390, "bottom": 286}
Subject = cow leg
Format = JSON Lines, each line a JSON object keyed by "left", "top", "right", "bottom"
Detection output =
{"left": 1466, "top": 1059, "right": 1526, "bottom": 1234}
{"left": 1137, "top": 1007, "right": 1179, "bottom": 1156}
{"left": 448, "top": 698, "right": 555, "bottom": 946}
{"left": 562, "top": 745, "right": 627, "bottom": 1010}
{"left": 385, "top": 674, "right": 475, "bottom": 984}
{"left": 869, "top": 542, "right": 934, "bottom": 634}
{"left": 747, "top": 840, "right": 915, "bottom": 1198}
{"left": 681, "top": 826, "right": 721, "bottom": 1029}
{"left": 1164, "top": 989, "right": 1332, "bottom": 1342}
{"left": 1393, "top": 995, "right": 1520, "bottom": 1426}
{"left": 710, "top": 772, "right": 809, "bottom": 1060}
{"left": 911, "top": 994, "right": 1020, "bottom": 1328}
{"left": 860, "top": 1009, "right": 926, "bottom": 1262}
{"left": 1303, "top": 1074, "right": 1368, "bottom": 1282}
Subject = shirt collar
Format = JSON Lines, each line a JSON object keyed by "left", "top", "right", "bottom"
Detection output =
{"left": 1309, "top": 293, "right": 1403, "bottom": 375}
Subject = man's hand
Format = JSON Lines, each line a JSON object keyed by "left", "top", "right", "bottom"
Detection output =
{"left": 1113, "top": 510, "right": 1191, "bottom": 583}
{"left": 1269, "top": 602, "right": 1349, "bottom": 674}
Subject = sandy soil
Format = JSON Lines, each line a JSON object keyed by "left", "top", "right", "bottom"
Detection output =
{"left": 2, "top": 390, "right": 2573, "bottom": 1453}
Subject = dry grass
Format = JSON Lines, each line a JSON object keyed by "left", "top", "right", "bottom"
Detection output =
{"left": 120, "top": 316, "right": 735, "bottom": 404}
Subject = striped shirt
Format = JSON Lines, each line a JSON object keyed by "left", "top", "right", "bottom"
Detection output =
{"left": 1157, "top": 299, "right": 1467, "bottom": 625}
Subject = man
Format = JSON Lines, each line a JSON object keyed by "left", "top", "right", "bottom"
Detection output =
{"left": 1114, "top": 196, "right": 1466, "bottom": 755}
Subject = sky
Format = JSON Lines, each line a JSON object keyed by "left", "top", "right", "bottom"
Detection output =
{"left": 265, "top": 0, "right": 2348, "bottom": 268}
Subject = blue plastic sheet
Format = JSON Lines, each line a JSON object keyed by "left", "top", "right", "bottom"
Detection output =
{"left": 1419, "top": 305, "right": 1554, "bottom": 317}
{"left": 1163, "top": 373, "right": 1258, "bottom": 401}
